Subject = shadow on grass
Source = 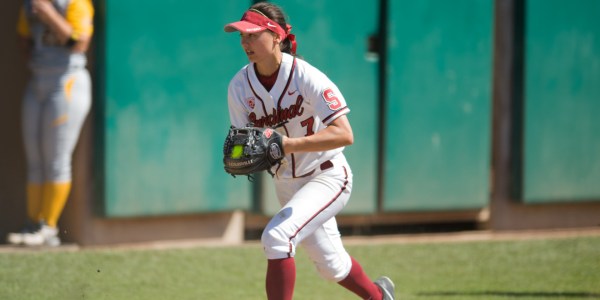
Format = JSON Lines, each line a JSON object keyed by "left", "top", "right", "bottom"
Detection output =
{"left": 417, "top": 291, "right": 600, "bottom": 298}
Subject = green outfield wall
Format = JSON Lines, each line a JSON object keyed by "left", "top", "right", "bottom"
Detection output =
{"left": 94, "top": 0, "right": 600, "bottom": 218}
{"left": 520, "top": 0, "right": 600, "bottom": 203}
{"left": 95, "top": 1, "right": 252, "bottom": 216}
{"left": 382, "top": 0, "right": 494, "bottom": 211}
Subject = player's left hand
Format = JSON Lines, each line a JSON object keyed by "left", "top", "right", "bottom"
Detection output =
{"left": 223, "top": 125, "right": 285, "bottom": 177}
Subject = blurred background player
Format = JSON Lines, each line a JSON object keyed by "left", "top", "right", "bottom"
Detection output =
{"left": 224, "top": 2, "right": 395, "bottom": 299}
{"left": 6, "top": 0, "right": 94, "bottom": 247}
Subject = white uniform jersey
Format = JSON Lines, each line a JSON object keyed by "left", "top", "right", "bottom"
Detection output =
{"left": 228, "top": 53, "right": 350, "bottom": 179}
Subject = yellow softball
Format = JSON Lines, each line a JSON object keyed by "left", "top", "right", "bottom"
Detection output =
{"left": 231, "top": 145, "right": 244, "bottom": 158}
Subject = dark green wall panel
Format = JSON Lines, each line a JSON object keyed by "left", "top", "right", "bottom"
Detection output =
{"left": 99, "top": 1, "right": 252, "bottom": 216}
{"left": 260, "top": 0, "right": 379, "bottom": 215}
{"left": 522, "top": 0, "right": 600, "bottom": 203}
{"left": 383, "top": 0, "right": 494, "bottom": 211}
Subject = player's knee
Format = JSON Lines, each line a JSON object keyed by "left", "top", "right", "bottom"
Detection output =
{"left": 314, "top": 253, "right": 352, "bottom": 282}
{"left": 45, "top": 161, "right": 72, "bottom": 182}
{"left": 261, "top": 227, "right": 296, "bottom": 259}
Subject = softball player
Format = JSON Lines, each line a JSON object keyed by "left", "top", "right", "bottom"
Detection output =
{"left": 6, "top": 0, "right": 94, "bottom": 247}
{"left": 224, "top": 2, "right": 395, "bottom": 299}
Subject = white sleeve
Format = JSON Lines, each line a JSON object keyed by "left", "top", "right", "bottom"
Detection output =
{"left": 227, "top": 77, "right": 250, "bottom": 128}
{"left": 300, "top": 66, "right": 350, "bottom": 126}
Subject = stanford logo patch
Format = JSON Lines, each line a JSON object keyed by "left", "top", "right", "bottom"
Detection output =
{"left": 246, "top": 97, "right": 255, "bottom": 109}
{"left": 322, "top": 88, "right": 342, "bottom": 110}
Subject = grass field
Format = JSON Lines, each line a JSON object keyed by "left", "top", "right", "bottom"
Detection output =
{"left": 1, "top": 235, "right": 599, "bottom": 300}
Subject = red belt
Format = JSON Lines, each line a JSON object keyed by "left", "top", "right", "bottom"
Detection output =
{"left": 320, "top": 160, "right": 334, "bottom": 171}
{"left": 297, "top": 160, "right": 333, "bottom": 178}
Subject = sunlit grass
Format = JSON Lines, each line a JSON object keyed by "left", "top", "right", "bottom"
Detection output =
{"left": 0, "top": 236, "right": 598, "bottom": 300}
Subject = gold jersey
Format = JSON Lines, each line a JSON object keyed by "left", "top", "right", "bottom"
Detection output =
{"left": 17, "top": 0, "right": 94, "bottom": 71}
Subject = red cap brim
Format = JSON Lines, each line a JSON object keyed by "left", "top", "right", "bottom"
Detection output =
{"left": 224, "top": 21, "right": 267, "bottom": 34}
{"left": 224, "top": 11, "right": 287, "bottom": 40}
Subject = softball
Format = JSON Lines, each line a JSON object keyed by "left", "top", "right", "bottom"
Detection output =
{"left": 231, "top": 145, "right": 244, "bottom": 158}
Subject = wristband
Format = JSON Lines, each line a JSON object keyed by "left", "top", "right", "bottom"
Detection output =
{"left": 65, "top": 33, "right": 78, "bottom": 48}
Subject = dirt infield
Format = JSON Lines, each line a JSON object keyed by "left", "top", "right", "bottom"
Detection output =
{"left": 342, "top": 226, "right": 600, "bottom": 245}
{"left": 1, "top": 227, "right": 599, "bottom": 252}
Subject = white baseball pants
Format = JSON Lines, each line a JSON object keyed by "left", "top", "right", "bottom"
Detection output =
{"left": 262, "top": 155, "right": 354, "bottom": 282}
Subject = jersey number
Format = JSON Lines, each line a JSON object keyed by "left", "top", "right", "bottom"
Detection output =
{"left": 301, "top": 117, "right": 315, "bottom": 136}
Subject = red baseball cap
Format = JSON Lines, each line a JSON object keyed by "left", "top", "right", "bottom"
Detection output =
{"left": 224, "top": 9, "right": 286, "bottom": 40}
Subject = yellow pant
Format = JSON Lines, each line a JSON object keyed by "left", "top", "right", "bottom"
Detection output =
{"left": 27, "top": 182, "right": 71, "bottom": 228}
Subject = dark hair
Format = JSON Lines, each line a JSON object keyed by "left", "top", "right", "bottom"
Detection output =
{"left": 250, "top": 2, "right": 295, "bottom": 55}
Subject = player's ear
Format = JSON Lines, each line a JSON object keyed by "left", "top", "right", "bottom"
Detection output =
{"left": 272, "top": 32, "right": 281, "bottom": 45}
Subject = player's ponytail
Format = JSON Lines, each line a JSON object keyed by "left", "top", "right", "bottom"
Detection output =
{"left": 282, "top": 25, "right": 297, "bottom": 55}
{"left": 250, "top": 2, "right": 298, "bottom": 56}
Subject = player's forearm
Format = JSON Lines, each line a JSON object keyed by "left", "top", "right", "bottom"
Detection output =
{"left": 37, "top": 8, "right": 72, "bottom": 44}
{"left": 42, "top": 15, "right": 91, "bottom": 52}
{"left": 33, "top": 0, "right": 91, "bottom": 52}
{"left": 283, "top": 116, "right": 353, "bottom": 153}
{"left": 70, "top": 36, "right": 91, "bottom": 52}
{"left": 284, "top": 133, "right": 351, "bottom": 153}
